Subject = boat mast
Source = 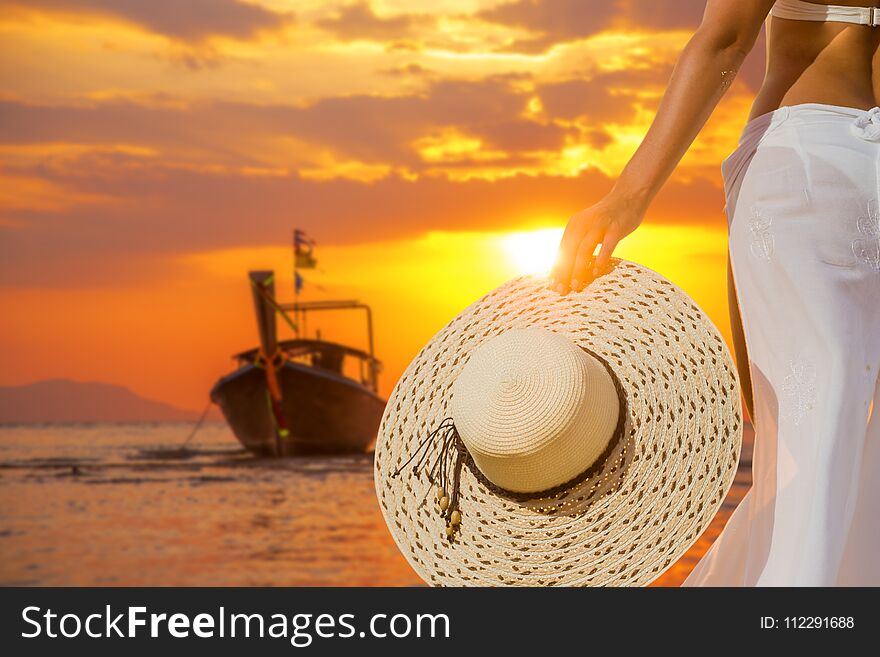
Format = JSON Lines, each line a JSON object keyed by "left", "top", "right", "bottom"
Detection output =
{"left": 249, "top": 270, "right": 286, "bottom": 456}
{"left": 249, "top": 271, "right": 278, "bottom": 358}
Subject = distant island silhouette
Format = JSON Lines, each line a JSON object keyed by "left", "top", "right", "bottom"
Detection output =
{"left": 0, "top": 379, "right": 200, "bottom": 423}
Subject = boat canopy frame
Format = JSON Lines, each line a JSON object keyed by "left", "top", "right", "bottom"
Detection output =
{"left": 245, "top": 272, "right": 381, "bottom": 394}
{"left": 234, "top": 338, "right": 381, "bottom": 393}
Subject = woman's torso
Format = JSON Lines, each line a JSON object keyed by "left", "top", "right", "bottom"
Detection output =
{"left": 749, "top": 0, "right": 880, "bottom": 121}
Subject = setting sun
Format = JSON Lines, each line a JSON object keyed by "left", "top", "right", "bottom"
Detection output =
{"left": 501, "top": 228, "right": 564, "bottom": 275}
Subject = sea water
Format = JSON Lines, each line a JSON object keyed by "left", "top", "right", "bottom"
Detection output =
{"left": 0, "top": 422, "right": 420, "bottom": 586}
{"left": 0, "top": 422, "right": 752, "bottom": 586}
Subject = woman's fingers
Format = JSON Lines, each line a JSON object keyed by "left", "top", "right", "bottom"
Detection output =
{"left": 551, "top": 200, "right": 639, "bottom": 295}
{"left": 592, "top": 223, "right": 621, "bottom": 277}
{"left": 570, "top": 228, "right": 603, "bottom": 290}
{"left": 550, "top": 217, "right": 586, "bottom": 292}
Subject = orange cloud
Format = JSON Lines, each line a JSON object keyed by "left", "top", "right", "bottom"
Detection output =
{"left": 0, "top": 68, "right": 694, "bottom": 179}
{"left": 477, "top": 0, "right": 618, "bottom": 52}
{"left": 317, "top": 1, "right": 435, "bottom": 42}
{"left": 3, "top": 0, "right": 292, "bottom": 42}
{"left": 0, "top": 146, "right": 728, "bottom": 291}
{"left": 476, "top": 0, "right": 766, "bottom": 90}
{"left": 0, "top": 79, "right": 576, "bottom": 175}
{"left": 474, "top": 0, "right": 706, "bottom": 53}
{"left": 0, "top": 0, "right": 761, "bottom": 407}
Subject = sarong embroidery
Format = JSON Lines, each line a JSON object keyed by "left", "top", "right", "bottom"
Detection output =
{"left": 748, "top": 205, "right": 774, "bottom": 260}
{"left": 781, "top": 356, "right": 817, "bottom": 426}
{"left": 852, "top": 199, "right": 880, "bottom": 270}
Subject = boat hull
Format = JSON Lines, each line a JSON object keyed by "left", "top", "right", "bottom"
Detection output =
{"left": 210, "top": 362, "right": 386, "bottom": 456}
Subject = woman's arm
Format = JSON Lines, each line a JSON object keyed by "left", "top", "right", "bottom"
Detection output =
{"left": 551, "top": 0, "right": 775, "bottom": 294}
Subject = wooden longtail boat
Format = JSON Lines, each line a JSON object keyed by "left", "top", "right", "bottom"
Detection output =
{"left": 211, "top": 271, "right": 385, "bottom": 457}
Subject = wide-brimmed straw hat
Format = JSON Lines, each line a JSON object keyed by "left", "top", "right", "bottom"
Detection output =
{"left": 374, "top": 258, "right": 742, "bottom": 586}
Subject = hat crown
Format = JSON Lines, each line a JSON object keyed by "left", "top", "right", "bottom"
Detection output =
{"left": 450, "top": 327, "right": 620, "bottom": 493}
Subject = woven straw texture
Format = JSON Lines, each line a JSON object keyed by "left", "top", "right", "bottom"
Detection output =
{"left": 374, "top": 259, "right": 742, "bottom": 587}
{"left": 451, "top": 327, "right": 621, "bottom": 493}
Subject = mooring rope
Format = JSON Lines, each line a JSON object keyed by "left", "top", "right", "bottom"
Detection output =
{"left": 180, "top": 400, "right": 213, "bottom": 449}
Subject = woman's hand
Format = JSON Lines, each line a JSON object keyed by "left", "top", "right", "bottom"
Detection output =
{"left": 550, "top": 193, "right": 645, "bottom": 294}
{"left": 546, "top": 0, "right": 772, "bottom": 295}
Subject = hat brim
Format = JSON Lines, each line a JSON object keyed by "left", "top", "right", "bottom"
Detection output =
{"left": 374, "top": 258, "right": 742, "bottom": 586}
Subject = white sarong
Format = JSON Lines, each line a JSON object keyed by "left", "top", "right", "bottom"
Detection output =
{"left": 683, "top": 103, "right": 880, "bottom": 586}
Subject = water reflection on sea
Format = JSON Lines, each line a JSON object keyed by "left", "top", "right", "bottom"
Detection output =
{"left": 0, "top": 422, "right": 752, "bottom": 587}
{"left": 0, "top": 423, "right": 420, "bottom": 586}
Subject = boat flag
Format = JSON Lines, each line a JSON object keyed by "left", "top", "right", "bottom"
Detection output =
{"left": 294, "top": 229, "right": 317, "bottom": 269}
{"left": 295, "top": 252, "right": 317, "bottom": 269}
{"left": 294, "top": 270, "right": 304, "bottom": 293}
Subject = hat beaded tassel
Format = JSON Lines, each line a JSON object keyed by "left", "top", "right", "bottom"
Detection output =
{"left": 392, "top": 347, "right": 629, "bottom": 542}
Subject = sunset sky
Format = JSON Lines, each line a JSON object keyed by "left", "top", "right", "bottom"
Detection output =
{"left": 0, "top": 0, "right": 767, "bottom": 410}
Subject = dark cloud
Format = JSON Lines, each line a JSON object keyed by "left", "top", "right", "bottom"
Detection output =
{"left": 0, "top": 152, "right": 723, "bottom": 288}
{"left": 0, "top": 42, "right": 736, "bottom": 291}
{"left": 10, "top": 0, "right": 291, "bottom": 41}
{"left": 0, "top": 77, "right": 586, "bottom": 169}
{"left": 479, "top": 119, "right": 569, "bottom": 152}
{"left": 481, "top": 0, "right": 765, "bottom": 89}
{"left": 380, "top": 62, "right": 434, "bottom": 77}
{"left": 480, "top": 0, "right": 708, "bottom": 38}
{"left": 536, "top": 68, "right": 667, "bottom": 123}
{"left": 621, "top": 0, "right": 707, "bottom": 29}
{"left": 478, "top": 0, "right": 618, "bottom": 52}
{"left": 316, "top": 1, "right": 433, "bottom": 41}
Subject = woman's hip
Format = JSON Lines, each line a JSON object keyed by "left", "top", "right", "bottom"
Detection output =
{"left": 722, "top": 103, "right": 880, "bottom": 210}
{"left": 724, "top": 105, "right": 880, "bottom": 272}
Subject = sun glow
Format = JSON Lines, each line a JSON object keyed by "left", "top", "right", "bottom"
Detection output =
{"left": 501, "top": 227, "right": 564, "bottom": 275}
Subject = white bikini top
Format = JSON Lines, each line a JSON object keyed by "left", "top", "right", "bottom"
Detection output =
{"left": 772, "top": 0, "right": 880, "bottom": 26}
